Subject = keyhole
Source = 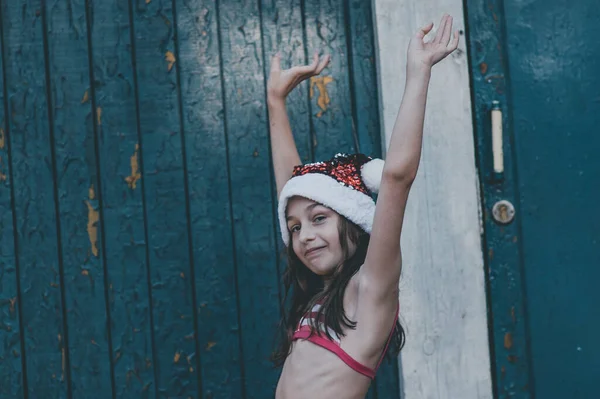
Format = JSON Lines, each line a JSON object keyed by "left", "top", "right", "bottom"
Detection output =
{"left": 492, "top": 200, "right": 515, "bottom": 224}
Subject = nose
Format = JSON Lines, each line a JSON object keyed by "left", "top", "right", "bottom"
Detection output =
{"left": 298, "top": 224, "right": 316, "bottom": 244}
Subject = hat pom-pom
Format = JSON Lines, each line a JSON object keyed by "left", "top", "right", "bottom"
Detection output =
{"left": 361, "top": 158, "right": 384, "bottom": 194}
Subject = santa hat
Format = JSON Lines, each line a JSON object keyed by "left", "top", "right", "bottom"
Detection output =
{"left": 278, "top": 153, "right": 384, "bottom": 246}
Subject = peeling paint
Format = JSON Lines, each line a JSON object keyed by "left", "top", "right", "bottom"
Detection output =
{"left": 0, "top": 128, "right": 4, "bottom": 148}
{"left": 206, "top": 341, "right": 217, "bottom": 351}
{"left": 309, "top": 76, "right": 334, "bottom": 117}
{"left": 86, "top": 184, "right": 99, "bottom": 257}
{"left": 125, "top": 144, "right": 141, "bottom": 189}
{"left": 480, "top": 62, "right": 488, "bottom": 74}
{"left": 81, "top": 90, "right": 89, "bottom": 104}
{"left": 166, "top": 51, "right": 176, "bottom": 72}
{"left": 174, "top": 352, "right": 181, "bottom": 363}
{"left": 97, "top": 107, "right": 102, "bottom": 125}
{"left": 504, "top": 332, "right": 513, "bottom": 349}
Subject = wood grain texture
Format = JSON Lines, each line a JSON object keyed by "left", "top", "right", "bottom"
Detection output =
{"left": 372, "top": 0, "right": 493, "bottom": 398}
{"left": 261, "top": 0, "right": 313, "bottom": 270}
{"left": 217, "top": 0, "right": 282, "bottom": 396}
{"left": 261, "top": 0, "right": 313, "bottom": 164}
{"left": 173, "top": 0, "right": 244, "bottom": 397}
{"left": 463, "top": 1, "right": 532, "bottom": 397}
{"left": 0, "top": 7, "right": 24, "bottom": 396}
{"left": 44, "top": 0, "right": 113, "bottom": 395}
{"left": 304, "top": 0, "right": 356, "bottom": 159}
{"left": 1, "top": 0, "right": 69, "bottom": 396}
{"left": 88, "top": 0, "right": 156, "bottom": 397}
{"left": 129, "top": 0, "right": 200, "bottom": 396}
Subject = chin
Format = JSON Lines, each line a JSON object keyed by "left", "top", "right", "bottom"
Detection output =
{"left": 305, "top": 261, "right": 337, "bottom": 276}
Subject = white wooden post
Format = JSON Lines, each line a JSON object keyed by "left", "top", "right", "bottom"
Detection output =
{"left": 371, "top": 1, "right": 494, "bottom": 398}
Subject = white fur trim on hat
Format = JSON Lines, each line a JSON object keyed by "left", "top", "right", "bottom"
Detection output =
{"left": 361, "top": 158, "right": 384, "bottom": 194}
{"left": 278, "top": 173, "right": 376, "bottom": 246}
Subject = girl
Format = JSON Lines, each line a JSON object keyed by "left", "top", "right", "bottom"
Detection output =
{"left": 267, "top": 15, "right": 460, "bottom": 398}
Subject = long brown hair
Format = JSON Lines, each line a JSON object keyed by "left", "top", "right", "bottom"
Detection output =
{"left": 271, "top": 215, "right": 405, "bottom": 366}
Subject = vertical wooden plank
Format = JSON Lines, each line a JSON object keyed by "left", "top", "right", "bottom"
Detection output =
{"left": 43, "top": 0, "right": 114, "bottom": 395}
{"left": 304, "top": 0, "right": 356, "bottom": 159}
{"left": 261, "top": 0, "right": 313, "bottom": 164}
{"left": 1, "top": 0, "right": 69, "bottom": 396}
{"left": 217, "top": 0, "right": 281, "bottom": 396}
{"left": 129, "top": 0, "right": 199, "bottom": 396}
{"left": 347, "top": 0, "right": 381, "bottom": 158}
{"left": 89, "top": 0, "right": 156, "bottom": 396}
{"left": 0, "top": 7, "right": 25, "bottom": 396}
{"left": 373, "top": 0, "right": 494, "bottom": 398}
{"left": 462, "top": 1, "right": 527, "bottom": 395}
{"left": 172, "top": 0, "right": 243, "bottom": 397}
{"left": 260, "top": 0, "right": 313, "bottom": 290}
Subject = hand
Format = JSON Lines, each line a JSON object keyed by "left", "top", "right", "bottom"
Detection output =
{"left": 267, "top": 51, "right": 331, "bottom": 103}
{"left": 407, "top": 14, "right": 460, "bottom": 73}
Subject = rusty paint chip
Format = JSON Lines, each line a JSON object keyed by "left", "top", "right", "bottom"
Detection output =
{"left": 165, "top": 51, "right": 176, "bottom": 72}
{"left": 504, "top": 332, "right": 513, "bottom": 349}
{"left": 206, "top": 341, "right": 217, "bottom": 351}
{"left": 174, "top": 352, "right": 181, "bottom": 363}
{"left": 479, "top": 62, "right": 488, "bottom": 75}
{"left": 86, "top": 185, "right": 100, "bottom": 257}
{"left": 125, "top": 144, "right": 142, "bottom": 189}
{"left": 97, "top": 107, "right": 102, "bottom": 125}
{"left": 81, "top": 90, "right": 89, "bottom": 104}
{"left": 310, "top": 76, "right": 334, "bottom": 118}
{"left": 0, "top": 128, "right": 5, "bottom": 149}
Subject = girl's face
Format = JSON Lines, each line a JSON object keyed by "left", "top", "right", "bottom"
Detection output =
{"left": 286, "top": 196, "right": 356, "bottom": 276}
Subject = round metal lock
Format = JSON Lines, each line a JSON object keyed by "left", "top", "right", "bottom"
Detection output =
{"left": 492, "top": 200, "right": 515, "bottom": 224}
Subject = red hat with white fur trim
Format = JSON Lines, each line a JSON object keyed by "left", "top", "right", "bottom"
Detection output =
{"left": 278, "top": 153, "right": 384, "bottom": 246}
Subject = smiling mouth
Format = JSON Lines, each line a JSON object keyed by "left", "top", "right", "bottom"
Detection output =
{"left": 305, "top": 247, "right": 325, "bottom": 257}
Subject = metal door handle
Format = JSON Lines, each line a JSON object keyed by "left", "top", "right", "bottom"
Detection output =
{"left": 491, "top": 101, "right": 504, "bottom": 175}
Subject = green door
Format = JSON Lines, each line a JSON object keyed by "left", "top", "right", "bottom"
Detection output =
{"left": 466, "top": 0, "right": 600, "bottom": 397}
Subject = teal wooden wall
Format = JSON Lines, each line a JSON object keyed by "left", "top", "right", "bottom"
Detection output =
{"left": 0, "top": 0, "right": 398, "bottom": 397}
{"left": 466, "top": 0, "right": 600, "bottom": 397}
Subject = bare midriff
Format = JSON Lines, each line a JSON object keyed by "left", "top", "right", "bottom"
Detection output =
{"left": 275, "top": 339, "right": 372, "bottom": 399}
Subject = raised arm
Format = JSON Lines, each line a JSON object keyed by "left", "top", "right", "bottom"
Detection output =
{"left": 361, "top": 14, "right": 460, "bottom": 300}
{"left": 267, "top": 52, "right": 330, "bottom": 197}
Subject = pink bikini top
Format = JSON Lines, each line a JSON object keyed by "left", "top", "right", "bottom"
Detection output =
{"left": 291, "top": 301, "right": 399, "bottom": 380}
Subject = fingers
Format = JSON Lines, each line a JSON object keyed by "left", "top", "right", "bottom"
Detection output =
{"left": 416, "top": 22, "right": 434, "bottom": 40}
{"left": 440, "top": 15, "right": 453, "bottom": 46}
{"left": 295, "top": 52, "right": 330, "bottom": 76}
{"left": 448, "top": 30, "right": 460, "bottom": 51}
{"left": 270, "top": 52, "right": 281, "bottom": 73}
{"left": 432, "top": 14, "right": 448, "bottom": 44}
{"left": 315, "top": 54, "right": 331, "bottom": 74}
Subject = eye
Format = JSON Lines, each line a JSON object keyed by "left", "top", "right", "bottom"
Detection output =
{"left": 313, "top": 215, "right": 326, "bottom": 223}
{"left": 289, "top": 224, "right": 300, "bottom": 233}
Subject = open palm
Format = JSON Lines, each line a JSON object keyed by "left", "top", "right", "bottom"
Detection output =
{"left": 267, "top": 52, "right": 331, "bottom": 101}
{"left": 408, "top": 14, "right": 460, "bottom": 70}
